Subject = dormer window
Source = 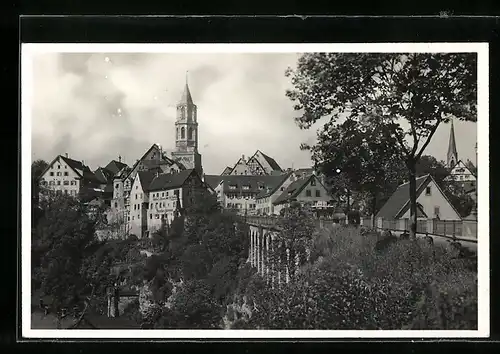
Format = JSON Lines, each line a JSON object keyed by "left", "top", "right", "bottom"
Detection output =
{"left": 229, "top": 185, "right": 237, "bottom": 190}
{"left": 243, "top": 185, "right": 250, "bottom": 190}
{"left": 259, "top": 185, "right": 264, "bottom": 190}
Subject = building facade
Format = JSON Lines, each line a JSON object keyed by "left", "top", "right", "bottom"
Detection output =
{"left": 39, "top": 154, "right": 101, "bottom": 198}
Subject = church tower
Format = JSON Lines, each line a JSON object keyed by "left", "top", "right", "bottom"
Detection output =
{"left": 447, "top": 120, "right": 458, "bottom": 168}
{"left": 171, "top": 74, "right": 203, "bottom": 176}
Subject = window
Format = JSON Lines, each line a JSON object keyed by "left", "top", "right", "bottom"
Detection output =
{"left": 57, "top": 181, "right": 61, "bottom": 185}
{"left": 311, "top": 179, "right": 316, "bottom": 186}
{"left": 71, "top": 181, "right": 76, "bottom": 185}
{"left": 63, "top": 181, "right": 69, "bottom": 185}
{"left": 57, "top": 172, "right": 61, "bottom": 176}
{"left": 135, "top": 194, "right": 138, "bottom": 200}
{"left": 315, "top": 190, "right": 321, "bottom": 197}
{"left": 50, "top": 172, "right": 54, "bottom": 176}
{"left": 259, "top": 185, "right": 264, "bottom": 190}
{"left": 150, "top": 203, "right": 153, "bottom": 208}
{"left": 64, "top": 172, "right": 68, "bottom": 176}
{"left": 181, "top": 127, "right": 185, "bottom": 139}
{"left": 114, "top": 202, "right": 118, "bottom": 208}
{"left": 132, "top": 216, "right": 135, "bottom": 220}
{"left": 188, "top": 127, "right": 193, "bottom": 140}
{"left": 425, "top": 186, "right": 431, "bottom": 196}
{"left": 162, "top": 192, "right": 165, "bottom": 197}
{"left": 64, "top": 165, "right": 67, "bottom": 169}
{"left": 229, "top": 185, "right": 237, "bottom": 190}
{"left": 136, "top": 186, "right": 138, "bottom": 190}
{"left": 155, "top": 214, "right": 160, "bottom": 219}
{"left": 49, "top": 181, "right": 54, "bottom": 185}
{"left": 166, "top": 191, "right": 169, "bottom": 196}
{"left": 243, "top": 185, "right": 250, "bottom": 190}
{"left": 434, "top": 206, "right": 440, "bottom": 217}
{"left": 174, "top": 190, "right": 179, "bottom": 196}
{"left": 64, "top": 190, "right": 68, "bottom": 195}
{"left": 306, "top": 189, "right": 311, "bottom": 197}
{"left": 150, "top": 214, "right": 153, "bottom": 219}
{"left": 115, "top": 184, "right": 119, "bottom": 189}
{"left": 58, "top": 165, "right": 60, "bottom": 169}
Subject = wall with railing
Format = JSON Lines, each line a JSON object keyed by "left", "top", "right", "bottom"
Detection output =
{"left": 374, "top": 218, "right": 477, "bottom": 240}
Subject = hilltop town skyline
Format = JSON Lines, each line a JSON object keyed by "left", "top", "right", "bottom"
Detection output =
{"left": 30, "top": 52, "right": 478, "bottom": 174}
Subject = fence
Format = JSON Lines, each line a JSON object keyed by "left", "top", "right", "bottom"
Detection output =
{"left": 375, "top": 218, "right": 477, "bottom": 240}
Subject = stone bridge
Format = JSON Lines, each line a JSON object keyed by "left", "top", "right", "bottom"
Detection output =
{"left": 244, "top": 215, "right": 322, "bottom": 286}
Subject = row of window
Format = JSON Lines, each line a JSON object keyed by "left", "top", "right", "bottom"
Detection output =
{"left": 52, "top": 164, "right": 67, "bottom": 169}
{"left": 49, "top": 171, "right": 69, "bottom": 176}
{"left": 226, "top": 203, "right": 256, "bottom": 209}
{"left": 47, "top": 189, "right": 77, "bottom": 196}
{"left": 42, "top": 180, "right": 77, "bottom": 186}
{"left": 132, "top": 201, "right": 178, "bottom": 211}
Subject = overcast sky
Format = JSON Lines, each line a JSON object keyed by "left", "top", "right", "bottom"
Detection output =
{"left": 30, "top": 52, "right": 478, "bottom": 175}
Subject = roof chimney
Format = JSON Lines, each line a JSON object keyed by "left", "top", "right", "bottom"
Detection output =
{"left": 118, "top": 155, "right": 122, "bottom": 163}
{"left": 82, "top": 160, "right": 85, "bottom": 166}
{"left": 242, "top": 154, "right": 245, "bottom": 162}
{"left": 65, "top": 153, "right": 68, "bottom": 158}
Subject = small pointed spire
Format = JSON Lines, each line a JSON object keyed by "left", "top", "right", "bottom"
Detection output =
{"left": 447, "top": 119, "right": 458, "bottom": 168}
{"left": 179, "top": 71, "right": 193, "bottom": 105}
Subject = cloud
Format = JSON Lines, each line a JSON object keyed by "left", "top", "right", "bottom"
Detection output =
{"left": 30, "top": 51, "right": 477, "bottom": 175}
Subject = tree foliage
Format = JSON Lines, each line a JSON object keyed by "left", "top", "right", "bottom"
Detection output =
{"left": 32, "top": 192, "right": 108, "bottom": 319}
{"left": 304, "top": 118, "right": 407, "bottom": 218}
{"left": 286, "top": 53, "right": 477, "bottom": 238}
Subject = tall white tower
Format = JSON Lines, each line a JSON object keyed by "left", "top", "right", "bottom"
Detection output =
{"left": 171, "top": 73, "right": 203, "bottom": 176}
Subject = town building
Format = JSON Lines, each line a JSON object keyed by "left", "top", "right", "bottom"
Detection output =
{"left": 109, "top": 143, "right": 185, "bottom": 229}
{"left": 205, "top": 174, "right": 289, "bottom": 215}
{"left": 38, "top": 153, "right": 101, "bottom": 198}
{"left": 226, "top": 150, "right": 283, "bottom": 176}
{"left": 128, "top": 169, "right": 205, "bottom": 237}
{"left": 444, "top": 120, "right": 477, "bottom": 187}
{"left": 375, "top": 174, "right": 462, "bottom": 229}
{"left": 267, "top": 173, "right": 333, "bottom": 215}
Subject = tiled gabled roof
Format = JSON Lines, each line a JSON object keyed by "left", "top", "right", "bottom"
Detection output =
{"left": 94, "top": 167, "right": 114, "bottom": 184}
{"left": 104, "top": 160, "right": 128, "bottom": 175}
{"left": 57, "top": 155, "right": 99, "bottom": 183}
{"left": 256, "top": 150, "right": 282, "bottom": 171}
{"left": 255, "top": 171, "right": 292, "bottom": 199}
{"left": 272, "top": 175, "right": 315, "bottom": 205}
{"left": 204, "top": 175, "right": 223, "bottom": 190}
{"left": 375, "top": 175, "right": 430, "bottom": 220}
{"left": 219, "top": 175, "right": 285, "bottom": 194}
{"left": 148, "top": 169, "right": 196, "bottom": 192}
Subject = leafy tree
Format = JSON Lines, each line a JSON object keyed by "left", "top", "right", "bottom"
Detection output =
{"left": 32, "top": 192, "right": 107, "bottom": 326}
{"left": 415, "top": 155, "right": 450, "bottom": 185}
{"left": 32, "top": 159, "right": 49, "bottom": 211}
{"left": 304, "top": 119, "right": 406, "bottom": 222}
{"left": 414, "top": 155, "right": 474, "bottom": 217}
{"left": 286, "top": 53, "right": 477, "bottom": 238}
{"left": 273, "top": 202, "right": 316, "bottom": 282}
{"left": 157, "top": 279, "right": 223, "bottom": 329}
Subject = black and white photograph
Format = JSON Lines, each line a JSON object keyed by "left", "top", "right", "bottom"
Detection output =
{"left": 21, "top": 43, "right": 489, "bottom": 338}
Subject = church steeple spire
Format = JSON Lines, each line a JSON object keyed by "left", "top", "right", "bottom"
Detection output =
{"left": 179, "top": 71, "right": 193, "bottom": 105}
{"left": 447, "top": 120, "right": 458, "bottom": 168}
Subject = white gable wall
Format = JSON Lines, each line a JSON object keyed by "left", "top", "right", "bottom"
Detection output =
{"left": 400, "top": 179, "right": 461, "bottom": 220}
{"left": 40, "top": 156, "right": 81, "bottom": 197}
{"left": 445, "top": 160, "right": 476, "bottom": 182}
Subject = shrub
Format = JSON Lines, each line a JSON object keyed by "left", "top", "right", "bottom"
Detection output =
{"left": 234, "top": 226, "right": 477, "bottom": 330}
